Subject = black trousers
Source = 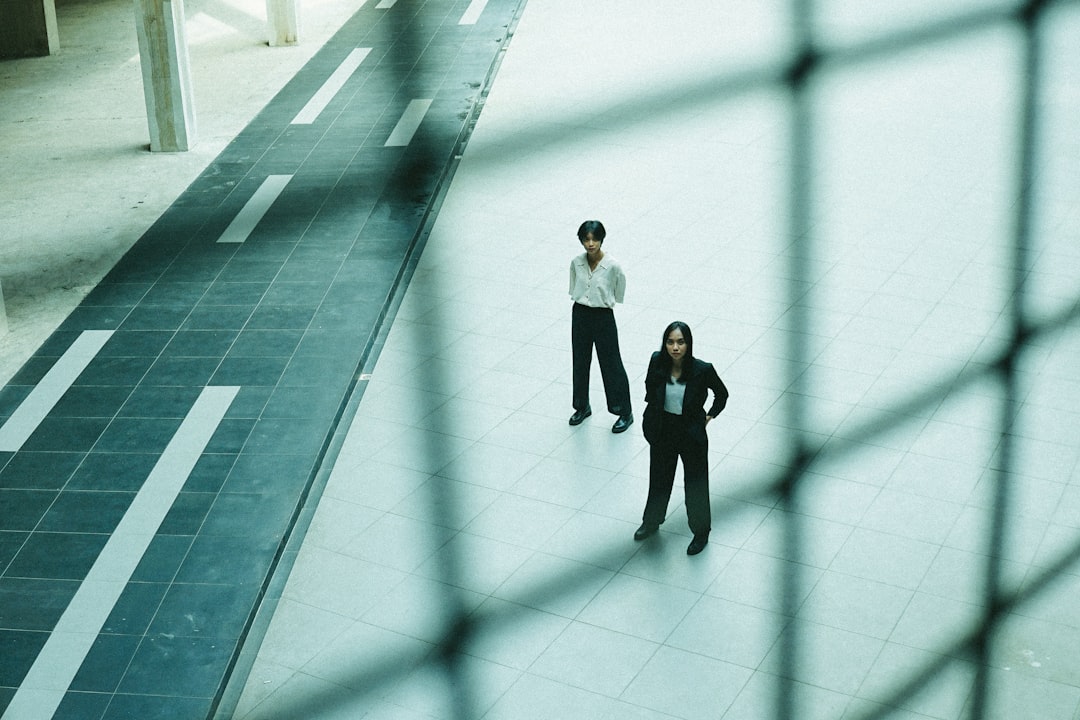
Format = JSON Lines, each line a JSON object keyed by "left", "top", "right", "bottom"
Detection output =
{"left": 571, "top": 303, "right": 631, "bottom": 416}
{"left": 642, "top": 412, "right": 711, "bottom": 536}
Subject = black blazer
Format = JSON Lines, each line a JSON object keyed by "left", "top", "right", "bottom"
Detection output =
{"left": 642, "top": 352, "right": 729, "bottom": 446}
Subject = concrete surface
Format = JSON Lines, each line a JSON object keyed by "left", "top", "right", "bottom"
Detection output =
{"left": 0, "top": 0, "right": 366, "bottom": 386}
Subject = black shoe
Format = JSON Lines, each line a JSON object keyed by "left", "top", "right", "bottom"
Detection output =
{"left": 634, "top": 523, "right": 658, "bottom": 541}
{"left": 569, "top": 407, "right": 592, "bottom": 426}
{"left": 611, "top": 414, "right": 633, "bottom": 434}
{"left": 687, "top": 534, "right": 708, "bottom": 556}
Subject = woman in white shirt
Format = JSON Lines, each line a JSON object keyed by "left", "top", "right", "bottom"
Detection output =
{"left": 568, "top": 220, "right": 633, "bottom": 434}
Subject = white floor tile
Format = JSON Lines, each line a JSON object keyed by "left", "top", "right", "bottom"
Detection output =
{"left": 528, "top": 620, "right": 657, "bottom": 697}
{"left": 798, "top": 571, "right": 913, "bottom": 640}
{"left": 482, "top": 673, "right": 622, "bottom": 720}
{"left": 858, "top": 488, "right": 964, "bottom": 545}
{"left": 725, "top": 671, "right": 850, "bottom": 720}
{"left": 322, "top": 458, "right": 434, "bottom": 513}
{"left": 761, "top": 619, "right": 884, "bottom": 696}
{"left": 465, "top": 597, "right": 570, "bottom": 670}
{"left": 576, "top": 573, "right": 699, "bottom": 644}
{"left": 620, "top": 534, "right": 734, "bottom": 593}
{"left": 390, "top": 475, "right": 501, "bottom": 531}
{"left": 281, "top": 546, "right": 406, "bottom": 619}
{"left": 361, "top": 574, "right": 486, "bottom": 644}
{"left": 436, "top": 441, "right": 544, "bottom": 490}
{"left": 668, "top": 595, "right": 787, "bottom": 670}
{"left": 620, "top": 645, "right": 752, "bottom": 719}
{"left": 973, "top": 665, "right": 1080, "bottom": 720}
{"left": 855, "top": 642, "right": 975, "bottom": 720}
{"left": 889, "top": 591, "right": 983, "bottom": 654}
{"left": 464, "top": 493, "right": 575, "bottom": 549}
{"left": 744, "top": 508, "right": 854, "bottom": 570}
{"left": 380, "top": 652, "right": 520, "bottom": 719}
{"left": 415, "top": 532, "right": 533, "bottom": 596}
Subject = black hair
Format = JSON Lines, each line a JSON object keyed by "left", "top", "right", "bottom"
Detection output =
{"left": 658, "top": 321, "right": 694, "bottom": 381}
{"left": 577, "top": 220, "right": 606, "bottom": 244}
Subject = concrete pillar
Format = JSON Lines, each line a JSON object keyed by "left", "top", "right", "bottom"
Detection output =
{"left": 0, "top": 0, "right": 59, "bottom": 59}
{"left": 266, "top": 0, "right": 299, "bottom": 47}
{"left": 133, "top": 0, "right": 196, "bottom": 152}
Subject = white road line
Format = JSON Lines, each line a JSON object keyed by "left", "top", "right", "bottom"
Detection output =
{"left": 1, "top": 385, "right": 240, "bottom": 720}
{"left": 0, "top": 330, "right": 113, "bottom": 452}
{"left": 384, "top": 99, "right": 433, "bottom": 147}
{"left": 375, "top": 0, "right": 397, "bottom": 8}
{"left": 459, "top": 0, "right": 490, "bottom": 24}
{"left": 217, "top": 174, "right": 293, "bottom": 244}
{"left": 291, "top": 48, "right": 373, "bottom": 125}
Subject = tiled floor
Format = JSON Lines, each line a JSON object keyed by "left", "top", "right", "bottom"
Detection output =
{"left": 4, "top": 1, "right": 1080, "bottom": 719}
{"left": 230, "top": 1, "right": 1080, "bottom": 719}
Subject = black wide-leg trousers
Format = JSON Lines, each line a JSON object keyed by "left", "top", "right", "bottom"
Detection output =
{"left": 571, "top": 303, "right": 631, "bottom": 416}
{"left": 642, "top": 412, "right": 711, "bottom": 536}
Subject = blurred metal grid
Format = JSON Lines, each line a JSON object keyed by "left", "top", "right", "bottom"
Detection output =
{"left": 267, "top": 1, "right": 1080, "bottom": 718}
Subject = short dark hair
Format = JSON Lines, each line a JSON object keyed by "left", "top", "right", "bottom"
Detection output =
{"left": 577, "top": 220, "right": 606, "bottom": 243}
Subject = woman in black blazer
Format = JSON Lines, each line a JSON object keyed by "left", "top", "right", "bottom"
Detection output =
{"left": 635, "top": 321, "right": 729, "bottom": 555}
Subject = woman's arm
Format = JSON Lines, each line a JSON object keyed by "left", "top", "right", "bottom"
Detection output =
{"left": 704, "top": 363, "right": 729, "bottom": 420}
{"left": 643, "top": 352, "right": 661, "bottom": 404}
{"left": 611, "top": 262, "right": 626, "bottom": 304}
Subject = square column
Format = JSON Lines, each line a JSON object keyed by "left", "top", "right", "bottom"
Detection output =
{"left": 0, "top": 0, "right": 59, "bottom": 58}
{"left": 266, "top": 0, "right": 299, "bottom": 47}
{"left": 133, "top": 0, "right": 196, "bottom": 152}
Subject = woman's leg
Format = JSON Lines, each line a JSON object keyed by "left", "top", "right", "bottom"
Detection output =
{"left": 571, "top": 305, "right": 594, "bottom": 411}
{"left": 681, "top": 440, "right": 711, "bottom": 537}
{"left": 592, "top": 310, "right": 631, "bottom": 416}
{"left": 643, "top": 441, "right": 678, "bottom": 527}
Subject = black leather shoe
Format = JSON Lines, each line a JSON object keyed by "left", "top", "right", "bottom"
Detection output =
{"left": 611, "top": 414, "right": 633, "bottom": 434}
{"left": 687, "top": 534, "right": 709, "bottom": 556}
{"left": 634, "top": 523, "right": 658, "bottom": 541}
{"left": 569, "top": 407, "right": 592, "bottom": 426}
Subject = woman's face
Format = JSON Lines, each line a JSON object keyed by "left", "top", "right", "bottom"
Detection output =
{"left": 665, "top": 328, "right": 687, "bottom": 363}
{"left": 581, "top": 232, "right": 602, "bottom": 258}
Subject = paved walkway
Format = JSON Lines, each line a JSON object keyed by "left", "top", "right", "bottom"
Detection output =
{"left": 3, "top": 1, "right": 1080, "bottom": 719}
{"left": 2, "top": 0, "right": 527, "bottom": 717}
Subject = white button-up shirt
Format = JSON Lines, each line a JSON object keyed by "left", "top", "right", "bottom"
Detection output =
{"left": 569, "top": 253, "right": 626, "bottom": 308}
